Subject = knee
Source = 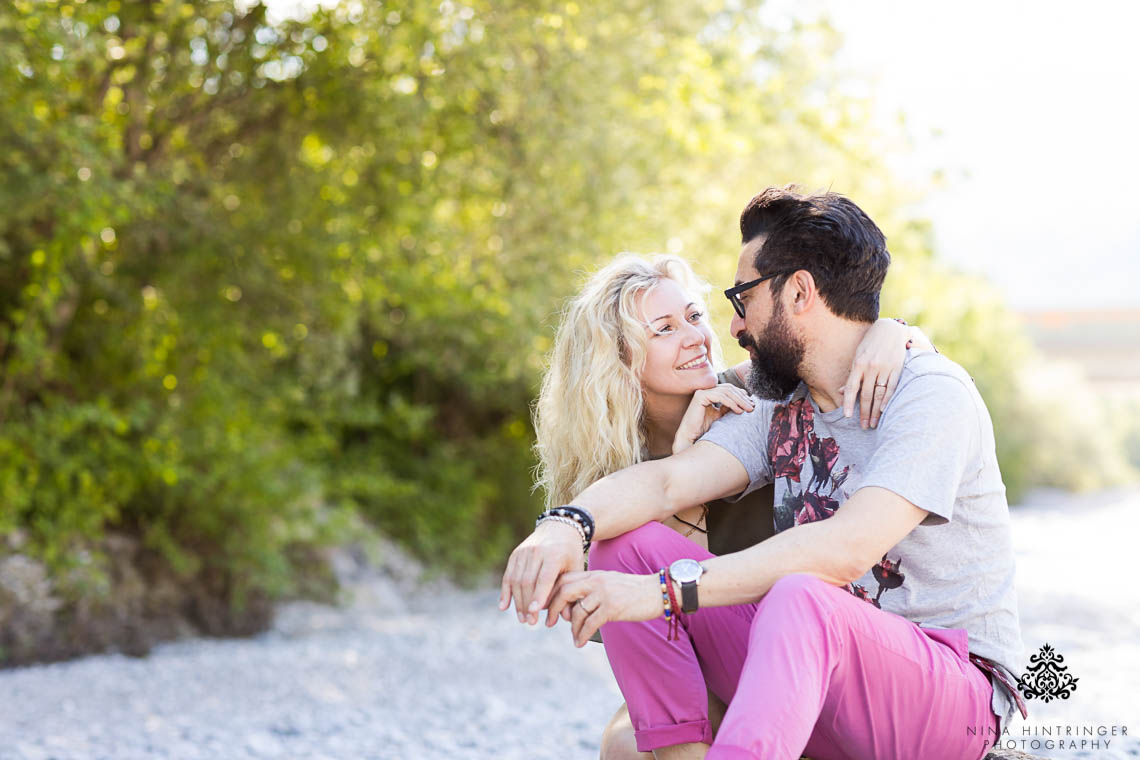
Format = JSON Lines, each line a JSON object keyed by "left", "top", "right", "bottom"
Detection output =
{"left": 589, "top": 521, "right": 682, "bottom": 574}
{"left": 599, "top": 704, "right": 651, "bottom": 760}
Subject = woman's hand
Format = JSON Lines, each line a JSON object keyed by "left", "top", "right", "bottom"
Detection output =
{"left": 906, "top": 325, "right": 937, "bottom": 354}
{"left": 546, "top": 570, "right": 662, "bottom": 647}
{"left": 499, "top": 520, "right": 586, "bottom": 625}
{"left": 841, "top": 317, "right": 914, "bottom": 429}
{"left": 672, "top": 383, "right": 755, "bottom": 454}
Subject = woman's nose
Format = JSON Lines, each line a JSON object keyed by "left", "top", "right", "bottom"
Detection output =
{"left": 681, "top": 321, "right": 704, "bottom": 346}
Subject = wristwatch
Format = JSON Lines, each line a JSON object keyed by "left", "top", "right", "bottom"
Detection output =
{"left": 668, "top": 558, "right": 706, "bottom": 614}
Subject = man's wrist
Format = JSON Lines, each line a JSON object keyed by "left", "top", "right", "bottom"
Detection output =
{"left": 648, "top": 573, "right": 665, "bottom": 612}
{"left": 668, "top": 558, "right": 706, "bottom": 613}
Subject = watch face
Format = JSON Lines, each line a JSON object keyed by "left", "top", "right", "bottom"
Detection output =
{"left": 670, "top": 558, "right": 703, "bottom": 584}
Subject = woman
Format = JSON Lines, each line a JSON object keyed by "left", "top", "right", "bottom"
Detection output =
{"left": 530, "top": 253, "right": 930, "bottom": 760}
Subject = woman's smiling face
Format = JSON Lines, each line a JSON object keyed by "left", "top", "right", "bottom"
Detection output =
{"left": 636, "top": 278, "right": 718, "bottom": 399}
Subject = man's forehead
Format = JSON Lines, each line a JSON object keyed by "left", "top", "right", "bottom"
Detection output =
{"left": 736, "top": 236, "right": 766, "bottom": 280}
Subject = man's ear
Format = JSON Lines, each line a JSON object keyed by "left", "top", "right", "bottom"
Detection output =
{"left": 788, "top": 270, "right": 818, "bottom": 315}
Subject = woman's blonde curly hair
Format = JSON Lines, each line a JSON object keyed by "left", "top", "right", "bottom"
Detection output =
{"left": 533, "top": 253, "right": 725, "bottom": 507}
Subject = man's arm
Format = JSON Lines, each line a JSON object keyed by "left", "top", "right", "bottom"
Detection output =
{"left": 698, "top": 369, "right": 979, "bottom": 606}
{"left": 499, "top": 440, "right": 749, "bottom": 623}
{"left": 548, "top": 486, "right": 931, "bottom": 646}
{"left": 690, "top": 486, "right": 929, "bottom": 606}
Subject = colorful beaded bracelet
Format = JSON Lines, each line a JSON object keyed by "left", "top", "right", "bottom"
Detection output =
{"left": 658, "top": 568, "right": 673, "bottom": 621}
{"left": 659, "top": 567, "right": 680, "bottom": 641}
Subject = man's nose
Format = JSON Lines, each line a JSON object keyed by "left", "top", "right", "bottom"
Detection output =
{"left": 730, "top": 312, "right": 746, "bottom": 340}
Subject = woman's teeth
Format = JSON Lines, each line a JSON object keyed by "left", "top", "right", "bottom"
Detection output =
{"left": 677, "top": 356, "right": 707, "bottom": 370}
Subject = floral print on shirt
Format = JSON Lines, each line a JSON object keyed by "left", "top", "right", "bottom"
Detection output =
{"left": 767, "top": 397, "right": 906, "bottom": 608}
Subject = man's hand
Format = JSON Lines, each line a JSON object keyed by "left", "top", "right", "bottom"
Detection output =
{"left": 498, "top": 520, "right": 584, "bottom": 624}
{"left": 546, "top": 570, "right": 662, "bottom": 647}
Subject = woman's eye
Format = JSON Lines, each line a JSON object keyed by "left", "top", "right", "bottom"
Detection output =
{"left": 653, "top": 324, "right": 673, "bottom": 335}
{"left": 688, "top": 311, "right": 704, "bottom": 322}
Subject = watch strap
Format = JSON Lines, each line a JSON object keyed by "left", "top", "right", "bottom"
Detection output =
{"left": 679, "top": 579, "right": 699, "bottom": 613}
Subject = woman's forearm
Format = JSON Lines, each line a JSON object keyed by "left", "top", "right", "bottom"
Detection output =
{"left": 571, "top": 459, "right": 681, "bottom": 541}
{"left": 567, "top": 440, "right": 750, "bottom": 543}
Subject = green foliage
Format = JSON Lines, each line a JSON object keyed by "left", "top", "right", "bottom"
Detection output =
{"left": 1, "top": 0, "right": 1124, "bottom": 609}
{"left": 0, "top": 0, "right": 360, "bottom": 598}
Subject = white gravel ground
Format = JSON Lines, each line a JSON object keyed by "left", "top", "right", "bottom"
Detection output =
{"left": 2, "top": 487, "right": 1138, "bottom": 760}
{"left": 0, "top": 587, "right": 622, "bottom": 760}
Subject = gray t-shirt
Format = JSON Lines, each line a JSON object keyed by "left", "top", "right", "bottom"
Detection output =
{"left": 700, "top": 350, "right": 1024, "bottom": 733}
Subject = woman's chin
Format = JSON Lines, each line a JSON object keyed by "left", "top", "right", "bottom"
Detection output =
{"left": 684, "top": 369, "right": 719, "bottom": 391}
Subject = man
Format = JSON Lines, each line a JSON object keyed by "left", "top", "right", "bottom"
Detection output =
{"left": 500, "top": 187, "right": 1025, "bottom": 760}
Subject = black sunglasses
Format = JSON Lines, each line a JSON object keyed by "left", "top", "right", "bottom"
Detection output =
{"left": 723, "top": 272, "right": 789, "bottom": 318}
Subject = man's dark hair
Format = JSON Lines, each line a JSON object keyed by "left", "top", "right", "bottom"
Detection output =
{"left": 739, "top": 186, "right": 889, "bottom": 322}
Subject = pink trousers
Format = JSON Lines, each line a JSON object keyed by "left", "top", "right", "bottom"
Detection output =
{"left": 589, "top": 521, "right": 999, "bottom": 760}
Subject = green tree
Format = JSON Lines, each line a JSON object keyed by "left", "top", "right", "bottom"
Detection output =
{"left": 2, "top": 0, "right": 1124, "bottom": 632}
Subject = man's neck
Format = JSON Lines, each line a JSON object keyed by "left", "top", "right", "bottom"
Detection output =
{"left": 800, "top": 319, "right": 874, "bottom": 412}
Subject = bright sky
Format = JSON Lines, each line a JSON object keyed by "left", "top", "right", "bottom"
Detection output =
{"left": 261, "top": 0, "right": 1139, "bottom": 311}
{"left": 815, "top": 0, "right": 1140, "bottom": 311}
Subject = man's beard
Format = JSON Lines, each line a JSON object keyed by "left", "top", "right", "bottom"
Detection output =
{"left": 739, "top": 302, "right": 805, "bottom": 400}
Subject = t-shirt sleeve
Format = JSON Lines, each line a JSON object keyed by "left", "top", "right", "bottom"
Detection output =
{"left": 698, "top": 400, "right": 776, "bottom": 501}
{"left": 717, "top": 367, "right": 748, "bottom": 390}
{"left": 858, "top": 373, "right": 979, "bottom": 526}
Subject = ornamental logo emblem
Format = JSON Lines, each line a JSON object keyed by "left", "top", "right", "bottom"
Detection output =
{"left": 1016, "top": 643, "right": 1079, "bottom": 702}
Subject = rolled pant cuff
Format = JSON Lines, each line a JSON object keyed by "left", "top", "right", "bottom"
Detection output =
{"left": 634, "top": 719, "right": 713, "bottom": 752}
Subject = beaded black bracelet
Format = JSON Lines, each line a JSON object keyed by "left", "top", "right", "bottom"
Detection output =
{"left": 552, "top": 505, "right": 595, "bottom": 544}
{"left": 536, "top": 505, "right": 596, "bottom": 549}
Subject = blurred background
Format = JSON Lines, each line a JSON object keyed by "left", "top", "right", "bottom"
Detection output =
{"left": 1, "top": 0, "right": 1137, "bottom": 755}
